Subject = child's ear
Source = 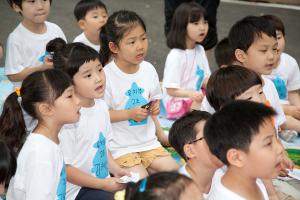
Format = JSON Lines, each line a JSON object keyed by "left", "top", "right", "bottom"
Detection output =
{"left": 78, "top": 19, "right": 86, "bottom": 31}
{"left": 12, "top": 3, "right": 22, "bottom": 13}
{"left": 226, "top": 148, "right": 245, "bottom": 168}
{"left": 109, "top": 42, "right": 119, "bottom": 54}
{"left": 38, "top": 103, "right": 54, "bottom": 117}
{"left": 235, "top": 49, "right": 247, "bottom": 64}
{"left": 183, "top": 144, "right": 196, "bottom": 159}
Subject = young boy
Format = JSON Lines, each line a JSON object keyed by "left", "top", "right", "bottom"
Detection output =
{"left": 205, "top": 100, "right": 284, "bottom": 200}
{"left": 214, "top": 37, "right": 234, "bottom": 68}
{"left": 73, "top": 0, "right": 108, "bottom": 52}
{"left": 168, "top": 110, "right": 223, "bottom": 199}
{"left": 5, "top": 0, "right": 66, "bottom": 88}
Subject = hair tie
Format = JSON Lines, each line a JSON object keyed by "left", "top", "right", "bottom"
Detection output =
{"left": 15, "top": 87, "right": 21, "bottom": 97}
{"left": 138, "top": 178, "right": 147, "bottom": 192}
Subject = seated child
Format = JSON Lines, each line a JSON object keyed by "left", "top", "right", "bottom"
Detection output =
{"left": 0, "top": 140, "right": 16, "bottom": 200}
{"left": 5, "top": 0, "right": 66, "bottom": 88}
{"left": 205, "top": 100, "right": 284, "bottom": 200}
{"left": 73, "top": 0, "right": 108, "bottom": 51}
{"left": 169, "top": 110, "right": 223, "bottom": 199}
{"left": 124, "top": 171, "right": 202, "bottom": 200}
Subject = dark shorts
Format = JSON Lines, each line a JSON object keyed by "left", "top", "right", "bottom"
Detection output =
{"left": 75, "top": 187, "right": 114, "bottom": 200}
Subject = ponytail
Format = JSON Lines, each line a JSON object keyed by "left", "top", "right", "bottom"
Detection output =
{"left": 0, "top": 92, "right": 26, "bottom": 153}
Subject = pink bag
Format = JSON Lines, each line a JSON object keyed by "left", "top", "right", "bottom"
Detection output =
{"left": 166, "top": 99, "right": 192, "bottom": 119}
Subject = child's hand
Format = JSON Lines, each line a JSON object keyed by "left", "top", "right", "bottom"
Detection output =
{"left": 129, "top": 107, "right": 148, "bottom": 122}
{"left": 42, "top": 57, "right": 54, "bottom": 70}
{"left": 102, "top": 177, "right": 125, "bottom": 192}
{"left": 113, "top": 168, "right": 131, "bottom": 178}
{"left": 291, "top": 105, "right": 300, "bottom": 119}
{"left": 150, "top": 100, "right": 160, "bottom": 116}
{"left": 189, "top": 91, "right": 203, "bottom": 102}
{"left": 279, "top": 152, "right": 294, "bottom": 176}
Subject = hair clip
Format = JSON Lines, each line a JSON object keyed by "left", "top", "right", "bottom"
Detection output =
{"left": 15, "top": 87, "right": 21, "bottom": 97}
{"left": 138, "top": 178, "right": 147, "bottom": 192}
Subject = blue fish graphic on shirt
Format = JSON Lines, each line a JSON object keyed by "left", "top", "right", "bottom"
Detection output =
{"left": 195, "top": 65, "right": 205, "bottom": 91}
{"left": 56, "top": 163, "right": 66, "bottom": 200}
{"left": 272, "top": 76, "right": 287, "bottom": 100}
{"left": 91, "top": 132, "right": 108, "bottom": 179}
{"left": 38, "top": 51, "right": 50, "bottom": 62}
{"left": 125, "top": 82, "right": 148, "bottom": 126}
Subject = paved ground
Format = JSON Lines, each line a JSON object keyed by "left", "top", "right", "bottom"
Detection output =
{"left": 0, "top": 0, "right": 300, "bottom": 79}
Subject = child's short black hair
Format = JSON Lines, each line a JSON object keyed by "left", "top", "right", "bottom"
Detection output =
{"left": 261, "top": 15, "right": 285, "bottom": 36}
{"left": 7, "top": 0, "right": 52, "bottom": 9}
{"left": 166, "top": 1, "right": 207, "bottom": 50}
{"left": 214, "top": 37, "right": 234, "bottom": 68}
{"left": 204, "top": 100, "right": 276, "bottom": 165}
{"left": 228, "top": 16, "right": 276, "bottom": 53}
{"left": 169, "top": 110, "right": 211, "bottom": 160}
{"left": 0, "top": 139, "right": 16, "bottom": 185}
{"left": 74, "top": 0, "right": 107, "bottom": 21}
{"left": 206, "top": 65, "right": 263, "bottom": 111}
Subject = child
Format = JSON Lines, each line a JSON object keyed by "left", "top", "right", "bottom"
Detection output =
{"left": 205, "top": 100, "right": 284, "bottom": 200}
{"left": 125, "top": 172, "right": 201, "bottom": 200}
{"left": 50, "top": 39, "right": 128, "bottom": 200}
{"left": 5, "top": 0, "right": 66, "bottom": 88}
{"left": 163, "top": 2, "right": 211, "bottom": 119}
{"left": 0, "top": 140, "right": 16, "bottom": 200}
{"left": 73, "top": 0, "right": 108, "bottom": 52}
{"left": 169, "top": 110, "right": 223, "bottom": 199}
{"left": 100, "top": 10, "right": 179, "bottom": 178}
{"left": 2, "top": 69, "right": 81, "bottom": 200}
{"left": 214, "top": 37, "right": 234, "bottom": 68}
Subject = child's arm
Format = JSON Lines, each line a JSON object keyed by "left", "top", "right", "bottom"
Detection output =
{"left": 152, "top": 116, "right": 170, "bottom": 146}
{"left": 7, "top": 58, "right": 53, "bottom": 82}
{"left": 166, "top": 88, "right": 203, "bottom": 102}
{"left": 107, "top": 151, "right": 129, "bottom": 178}
{"left": 109, "top": 107, "right": 148, "bottom": 123}
{"left": 65, "top": 165, "right": 124, "bottom": 192}
{"left": 282, "top": 104, "right": 300, "bottom": 120}
{"left": 288, "top": 90, "right": 300, "bottom": 106}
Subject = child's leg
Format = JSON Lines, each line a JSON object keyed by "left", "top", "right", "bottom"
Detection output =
{"left": 75, "top": 187, "right": 114, "bottom": 200}
{"left": 115, "top": 152, "right": 149, "bottom": 179}
{"left": 140, "top": 147, "right": 179, "bottom": 174}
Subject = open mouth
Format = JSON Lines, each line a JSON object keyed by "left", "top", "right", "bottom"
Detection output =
{"left": 136, "top": 53, "right": 144, "bottom": 60}
{"left": 95, "top": 85, "right": 103, "bottom": 92}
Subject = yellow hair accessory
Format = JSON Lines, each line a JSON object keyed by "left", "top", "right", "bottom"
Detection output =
{"left": 15, "top": 87, "right": 21, "bottom": 97}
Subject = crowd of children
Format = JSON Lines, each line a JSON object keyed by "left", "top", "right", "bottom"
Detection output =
{"left": 0, "top": 0, "right": 299, "bottom": 200}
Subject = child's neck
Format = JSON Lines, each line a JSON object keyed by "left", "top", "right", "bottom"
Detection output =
{"left": 84, "top": 31, "right": 100, "bottom": 45}
{"left": 114, "top": 58, "right": 139, "bottom": 74}
{"left": 33, "top": 120, "right": 61, "bottom": 144}
{"left": 185, "top": 38, "right": 196, "bottom": 49}
{"left": 21, "top": 19, "right": 47, "bottom": 34}
{"left": 222, "top": 167, "right": 265, "bottom": 200}
{"left": 77, "top": 94, "right": 95, "bottom": 108}
{"left": 186, "top": 161, "right": 216, "bottom": 194}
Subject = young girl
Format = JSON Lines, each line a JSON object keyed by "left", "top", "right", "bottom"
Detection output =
{"left": 2, "top": 69, "right": 81, "bottom": 200}
{"left": 124, "top": 172, "right": 201, "bottom": 200}
{"left": 162, "top": 2, "right": 211, "bottom": 119}
{"left": 100, "top": 10, "right": 178, "bottom": 178}
{"left": 49, "top": 39, "right": 128, "bottom": 200}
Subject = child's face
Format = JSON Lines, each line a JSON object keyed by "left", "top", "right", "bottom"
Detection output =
{"left": 243, "top": 118, "right": 283, "bottom": 179}
{"left": 179, "top": 182, "right": 202, "bottom": 200}
{"left": 14, "top": 0, "right": 50, "bottom": 25}
{"left": 276, "top": 30, "right": 285, "bottom": 55}
{"left": 235, "top": 84, "right": 266, "bottom": 104}
{"left": 113, "top": 25, "right": 148, "bottom": 67}
{"left": 186, "top": 18, "right": 208, "bottom": 46}
{"left": 240, "top": 33, "right": 277, "bottom": 75}
{"left": 73, "top": 59, "right": 106, "bottom": 106}
{"left": 80, "top": 7, "right": 108, "bottom": 36}
{"left": 52, "top": 86, "right": 81, "bottom": 124}
{"left": 187, "top": 120, "right": 223, "bottom": 169}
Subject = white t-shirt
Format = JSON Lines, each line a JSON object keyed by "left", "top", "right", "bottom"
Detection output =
{"left": 6, "top": 134, "right": 66, "bottom": 200}
{"left": 201, "top": 76, "right": 286, "bottom": 129}
{"left": 5, "top": 21, "right": 66, "bottom": 88}
{"left": 59, "top": 99, "right": 111, "bottom": 200}
{"left": 208, "top": 168, "right": 269, "bottom": 200}
{"left": 162, "top": 45, "right": 211, "bottom": 105}
{"left": 104, "top": 60, "right": 162, "bottom": 158}
{"left": 265, "top": 53, "right": 300, "bottom": 104}
{"left": 73, "top": 33, "right": 100, "bottom": 52}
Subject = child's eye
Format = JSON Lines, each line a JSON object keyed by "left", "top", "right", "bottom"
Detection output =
{"left": 85, "top": 74, "right": 92, "bottom": 78}
{"left": 98, "top": 68, "right": 103, "bottom": 72}
{"left": 260, "top": 49, "right": 267, "bottom": 53}
{"left": 259, "top": 91, "right": 263, "bottom": 95}
{"left": 247, "top": 97, "right": 252, "bottom": 100}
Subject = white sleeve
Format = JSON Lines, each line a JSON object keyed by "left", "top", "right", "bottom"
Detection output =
{"left": 270, "top": 82, "right": 286, "bottom": 127}
{"left": 55, "top": 24, "right": 67, "bottom": 42}
{"left": 150, "top": 69, "right": 162, "bottom": 100}
{"left": 162, "top": 50, "right": 185, "bottom": 89}
{"left": 5, "top": 36, "right": 25, "bottom": 75}
{"left": 25, "top": 154, "right": 57, "bottom": 200}
{"left": 59, "top": 127, "right": 76, "bottom": 164}
{"left": 286, "top": 57, "right": 300, "bottom": 91}
{"left": 199, "top": 46, "right": 211, "bottom": 78}
{"left": 104, "top": 77, "right": 113, "bottom": 109}
{"left": 200, "top": 96, "right": 216, "bottom": 114}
